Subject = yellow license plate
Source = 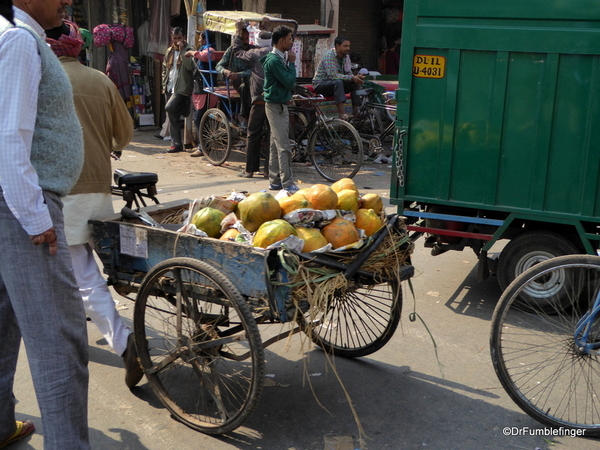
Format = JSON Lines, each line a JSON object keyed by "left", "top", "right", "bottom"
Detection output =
{"left": 413, "top": 55, "right": 446, "bottom": 78}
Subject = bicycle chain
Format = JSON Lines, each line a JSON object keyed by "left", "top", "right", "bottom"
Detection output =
{"left": 393, "top": 128, "right": 406, "bottom": 187}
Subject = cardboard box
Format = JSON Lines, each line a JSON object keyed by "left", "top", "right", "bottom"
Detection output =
{"left": 138, "top": 113, "right": 154, "bottom": 126}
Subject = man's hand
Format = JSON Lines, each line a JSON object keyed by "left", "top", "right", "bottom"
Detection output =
{"left": 288, "top": 52, "right": 296, "bottom": 63}
{"left": 30, "top": 227, "right": 58, "bottom": 255}
{"left": 235, "top": 19, "right": 246, "bottom": 35}
{"left": 177, "top": 40, "right": 187, "bottom": 50}
{"left": 352, "top": 74, "right": 365, "bottom": 85}
{"left": 224, "top": 69, "right": 239, "bottom": 81}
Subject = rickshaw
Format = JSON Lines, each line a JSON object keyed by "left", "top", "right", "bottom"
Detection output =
{"left": 196, "top": 11, "right": 298, "bottom": 166}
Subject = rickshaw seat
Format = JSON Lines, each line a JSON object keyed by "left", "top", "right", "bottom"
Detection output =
{"left": 298, "top": 83, "right": 351, "bottom": 102}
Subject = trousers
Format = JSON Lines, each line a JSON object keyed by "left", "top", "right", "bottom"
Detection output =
{"left": 0, "top": 189, "right": 89, "bottom": 449}
{"left": 69, "top": 242, "right": 130, "bottom": 356}
{"left": 314, "top": 79, "right": 361, "bottom": 106}
{"left": 165, "top": 92, "right": 190, "bottom": 149}
{"left": 265, "top": 102, "right": 293, "bottom": 188}
{"left": 245, "top": 102, "right": 267, "bottom": 173}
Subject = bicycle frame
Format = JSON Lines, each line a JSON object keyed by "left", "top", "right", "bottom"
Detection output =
{"left": 574, "top": 287, "right": 600, "bottom": 352}
{"left": 288, "top": 96, "right": 345, "bottom": 154}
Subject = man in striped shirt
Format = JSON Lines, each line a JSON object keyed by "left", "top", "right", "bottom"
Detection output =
{"left": 312, "top": 36, "right": 366, "bottom": 119}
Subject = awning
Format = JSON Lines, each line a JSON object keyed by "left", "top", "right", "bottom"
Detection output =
{"left": 203, "top": 11, "right": 298, "bottom": 35}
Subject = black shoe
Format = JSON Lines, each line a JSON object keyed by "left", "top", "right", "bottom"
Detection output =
{"left": 153, "top": 134, "right": 163, "bottom": 139}
{"left": 167, "top": 146, "right": 183, "bottom": 153}
{"left": 123, "top": 333, "right": 144, "bottom": 389}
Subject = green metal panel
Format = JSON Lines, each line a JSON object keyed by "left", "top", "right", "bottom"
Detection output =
{"left": 393, "top": 0, "right": 600, "bottom": 223}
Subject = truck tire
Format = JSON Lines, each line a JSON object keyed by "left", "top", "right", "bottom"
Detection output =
{"left": 497, "top": 230, "right": 580, "bottom": 312}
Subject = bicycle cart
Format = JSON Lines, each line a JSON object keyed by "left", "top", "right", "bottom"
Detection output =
{"left": 197, "top": 11, "right": 298, "bottom": 166}
{"left": 90, "top": 188, "right": 414, "bottom": 435}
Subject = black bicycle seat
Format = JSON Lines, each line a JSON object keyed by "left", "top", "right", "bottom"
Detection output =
{"left": 113, "top": 169, "right": 158, "bottom": 187}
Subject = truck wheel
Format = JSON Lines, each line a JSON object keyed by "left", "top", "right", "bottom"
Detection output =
{"left": 497, "top": 231, "right": 580, "bottom": 312}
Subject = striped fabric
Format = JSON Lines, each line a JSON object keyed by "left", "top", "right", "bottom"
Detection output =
{"left": 0, "top": 8, "right": 52, "bottom": 235}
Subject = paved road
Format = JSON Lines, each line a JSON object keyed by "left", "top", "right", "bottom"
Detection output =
{"left": 11, "top": 129, "right": 600, "bottom": 449}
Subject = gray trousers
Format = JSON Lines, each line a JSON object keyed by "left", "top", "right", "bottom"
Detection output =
{"left": 0, "top": 189, "right": 90, "bottom": 449}
{"left": 265, "top": 102, "right": 293, "bottom": 187}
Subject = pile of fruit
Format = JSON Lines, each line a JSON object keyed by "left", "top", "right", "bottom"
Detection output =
{"left": 189, "top": 178, "right": 386, "bottom": 253}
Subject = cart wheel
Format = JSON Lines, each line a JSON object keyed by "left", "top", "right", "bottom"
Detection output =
{"left": 497, "top": 230, "right": 580, "bottom": 312}
{"left": 299, "top": 280, "right": 402, "bottom": 358}
{"left": 133, "top": 257, "right": 264, "bottom": 435}
{"left": 307, "top": 118, "right": 363, "bottom": 182}
{"left": 490, "top": 255, "right": 600, "bottom": 436}
{"left": 199, "top": 108, "right": 232, "bottom": 165}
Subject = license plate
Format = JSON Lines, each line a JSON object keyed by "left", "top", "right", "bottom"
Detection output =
{"left": 413, "top": 55, "right": 446, "bottom": 78}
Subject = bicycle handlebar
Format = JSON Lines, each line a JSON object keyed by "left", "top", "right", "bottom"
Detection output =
{"left": 291, "top": 94, "right": 325, "bottom": 101}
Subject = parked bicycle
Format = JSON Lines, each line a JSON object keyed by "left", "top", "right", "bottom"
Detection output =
{"left": 288, "top": 87, "right": 364, "bottom": 182}
{"left": 351, "top": 87, "right": 397, "bottom": 156}
{"left": 490, "top": 254, "right": 600, "bottom": 436}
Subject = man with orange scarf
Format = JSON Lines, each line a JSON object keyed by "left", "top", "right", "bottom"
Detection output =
{"left": 45, "top": 20, "right": 142, "bottom": 388}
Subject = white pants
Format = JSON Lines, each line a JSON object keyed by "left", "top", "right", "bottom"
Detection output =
{"left": 69, "top": 243, "right": 130, "bottom": 356}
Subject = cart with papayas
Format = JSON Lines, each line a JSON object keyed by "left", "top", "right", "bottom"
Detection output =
{"left": 91, "top": 179, "right": 413, "bottom": 435}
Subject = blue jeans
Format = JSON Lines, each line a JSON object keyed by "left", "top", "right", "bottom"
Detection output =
{"left": 0, "top": 189, "right": 89, "bottom": 449}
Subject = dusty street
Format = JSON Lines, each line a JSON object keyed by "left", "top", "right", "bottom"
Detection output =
{"left": 118, "top": 128, "right": 397, "bottom": 205}
{"left": 10, "top": 127, "right": 600, "bottom": 450}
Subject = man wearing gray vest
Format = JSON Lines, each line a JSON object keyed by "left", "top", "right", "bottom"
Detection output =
{"left": 0, "top": 0, "right": 90, "bottom": 449}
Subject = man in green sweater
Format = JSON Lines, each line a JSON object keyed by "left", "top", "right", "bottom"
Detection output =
{"left": 260, "top": 25, "right": 299, "bottom": 193}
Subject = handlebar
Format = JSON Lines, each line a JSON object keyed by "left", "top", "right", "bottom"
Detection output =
{"left": 291, "top": 93, "right": 325, "bottom": 101}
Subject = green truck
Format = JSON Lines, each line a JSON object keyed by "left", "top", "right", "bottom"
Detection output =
{"left": 391, "top": 0, "right": 600, "bottom": 301}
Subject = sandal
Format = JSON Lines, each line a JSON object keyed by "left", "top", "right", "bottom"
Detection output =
{"left": 339, "top": 114, "right": 353, "bottom": 121}
{"left": 0, "top": 421, "right": 35, "bottom": 448}
{"left": 236, "top": 171, "right": 253, "bottom": 178}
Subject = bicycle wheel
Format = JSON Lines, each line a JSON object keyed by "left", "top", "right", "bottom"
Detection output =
{"left": 354, "top": 106, "right": 385, "bottom": 138}
{"left": 299, "top": 280, "right": 402, "bottom": 358}
{"left": 133, "top": 257, "right": 264, "bottom": 435}
{"left": 199, "top": 108, "right": 232, "bottom": 165}
{"left": 289, "top": 110, "right": 308, "bottom": 162}
{"left": 307, "top": 118, "right": 363, "bottom": 182}
{"left": 490, "top": 254, "right": 600, "bottom": 436}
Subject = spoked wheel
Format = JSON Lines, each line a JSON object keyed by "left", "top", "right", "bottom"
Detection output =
{"left": 133, "top": 257, "right": 264, "bottom": 435}
{"left": 299, "top": 280, "right": 402, "bottom": 358}
{"left": 490, "top": 255, "right": 600, "bottom": 436}
{"left": 354, "top": 107, "right": 385, "bottom": 138}
{"left": 199, "top": 108, "right": 232, "bottom": 165}
{"left": 307, "top": 118, "right": 363, "bottom": 182}
{"left": 289, "top": 110, "right": 308, "bottom": 162}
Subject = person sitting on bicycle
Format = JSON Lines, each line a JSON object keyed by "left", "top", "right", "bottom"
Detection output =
{"left": 312, "top": 36, "right": 366, "bottom": 120}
